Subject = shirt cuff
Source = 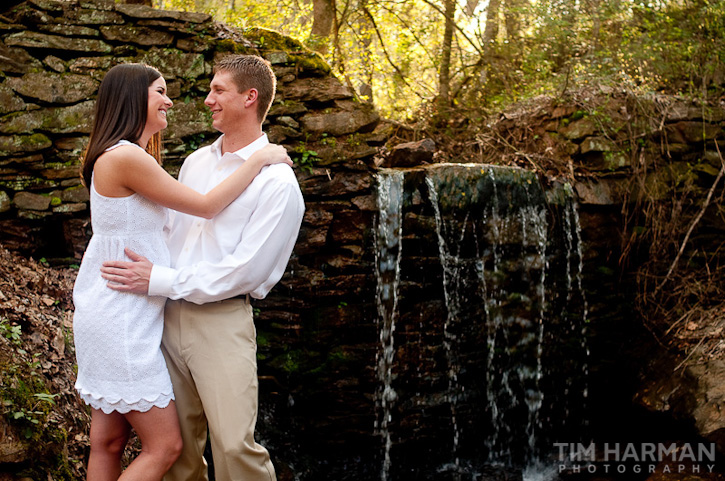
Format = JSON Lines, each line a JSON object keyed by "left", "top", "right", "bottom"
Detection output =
{"left": 148, "top": 264, "right": 176, "bottom": 298}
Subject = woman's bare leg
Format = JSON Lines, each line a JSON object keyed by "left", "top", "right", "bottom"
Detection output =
{"left": 117, "top": 401, "right": 183, "bottom": 481}
{"left": 87, "top": 408, "right": 131, "bottom": 481}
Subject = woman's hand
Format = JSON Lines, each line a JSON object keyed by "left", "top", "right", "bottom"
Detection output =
{"left": 249, "top": 143, "right": 293, "bottom": 167}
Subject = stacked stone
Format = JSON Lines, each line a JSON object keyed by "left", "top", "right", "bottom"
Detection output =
{"left": 0, "top": 0, "right": 383, "bottom": 257}
{"left": 492, "top": 90, "right": 725, "bottom": 206}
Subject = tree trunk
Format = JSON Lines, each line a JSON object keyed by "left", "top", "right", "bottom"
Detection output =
{"left": 483, "top": 0, "right": 500, "bottom": 49}
{"left": 504, "top": 0, "right": 522, "bottom": 44}
{"left": 311, "top": 0, "right": 336, "bottom": 38}
{"left": 478, "top": 0, "right": 501, "bottom": 88}
{"left": 310, "top": 0, "right": 335, "bottom": 53}
{"left": 355, "top": 0, "right": 375, "bottom": 103}
{"left": 464, "top": 0, "right": 480, "bottom": 16}
{"left": 437, "top": 0, "right": 456, "bottom": 107}
{"left": 584, "top": 0, "right": 601, "bottom": 52}
{"left": 556, "top": 0, "right": 577, "bottom": 70}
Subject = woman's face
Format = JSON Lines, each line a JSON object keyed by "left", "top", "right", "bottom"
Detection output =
{"left": 146, "top": 76, "right": 173, "bottom": 135}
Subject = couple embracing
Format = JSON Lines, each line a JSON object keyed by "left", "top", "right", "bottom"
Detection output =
{"left": 72, "top": 54, "right": 304, "bottom": 481}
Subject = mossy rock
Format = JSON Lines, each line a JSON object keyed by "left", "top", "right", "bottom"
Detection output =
{"left": 214, "top": 38, "right": 254, "bottom": 55}
{"left": 139, "top": 47, "right": 206, "bottom": 80}
{"left": 425, "top": 163, "right": 545, "bottom": 214}
{"left": 243, "top": 27, "right": 306, "bottom": 53}
{"left": 0, "top": 175, "right": 54, "bottom": 191}
{"left": 268, "top": 348, "right": 323, "bottom": 376}
{"left": 0, "top": 133, "right": 52, "bottom": 156}
{"left": 288, "top": 52, "right": 331, "bottom": 75}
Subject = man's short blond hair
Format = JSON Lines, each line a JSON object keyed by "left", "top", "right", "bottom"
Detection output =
{"left": 214, "top": 54, "right": 276, "bottom": 123}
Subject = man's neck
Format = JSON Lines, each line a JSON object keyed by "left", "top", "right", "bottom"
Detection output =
{"left": 220, "top": 125, "right": 263, "bottom": 155}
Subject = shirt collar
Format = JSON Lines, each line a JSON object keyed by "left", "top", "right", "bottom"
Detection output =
{"left": 210, "top": 134, "right": 269, "bottom": 161}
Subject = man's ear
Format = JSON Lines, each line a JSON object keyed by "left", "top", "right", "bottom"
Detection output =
{"left": 244, "top": 88, "right": 258, "bottom": 109}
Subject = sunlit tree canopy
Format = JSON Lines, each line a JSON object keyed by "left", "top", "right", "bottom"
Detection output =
{"left": 155, "top": 0, "right": 724, "bottom": 121}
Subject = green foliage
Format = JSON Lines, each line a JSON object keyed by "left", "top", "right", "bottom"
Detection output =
{"left": 345, "top": 133, "right": 361, "bottom": 147}
{"left": 0, "top": 313, "right": 74, "bottom": 479}
{"left": 1, "top": 353, "right": 60, "bottom": 441}
{"left": 0, "top": 320, "right": 52, "bottom": 439}
{"left": 511, "top": 0, "right": 725, "bottom": 100}
{"left": 186, "top": 132, "right": 207, "bottom": 151}
{"left": 0, "top": 318, "right": 22, "bottom": 346}
{"left": 320, "top": 132, "right": 336, "bottom": 148}
{"left": 156, "top": 0, "right": 724, "bottom": 120}
{"left": 293, "top": 143, "right": 319, "bottom": 172}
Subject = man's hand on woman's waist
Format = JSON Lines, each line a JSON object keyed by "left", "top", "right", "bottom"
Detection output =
{"left": 101, "top": 247, "right": 153, "bottom": 295}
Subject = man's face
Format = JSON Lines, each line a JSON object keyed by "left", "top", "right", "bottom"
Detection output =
{"left": 205, "top": 70, "right": 248, "bottom": 134}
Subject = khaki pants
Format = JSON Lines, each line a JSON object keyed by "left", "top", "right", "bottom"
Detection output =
{"left": 161, "top": 298, "right": 276, "bottom": 481}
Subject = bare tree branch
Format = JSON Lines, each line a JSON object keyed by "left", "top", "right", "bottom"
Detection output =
{"left": 418, "top": 0, "right": 484, "bottom": 56}
{"left": 355, "top": 6, "right": 431, "bottom": 99}
{"left": 376, "top": 4, "right": 436, "bottom": 64}
{"left": 656, "top": 140, "right": 725, "bottom": 294}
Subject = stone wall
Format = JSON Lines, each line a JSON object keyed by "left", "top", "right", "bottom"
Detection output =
{"left": 0, "top": 0, "right": 382, "bottom": 260}
{"left": 481, "top": 89, "right": 725, "bottom": 207}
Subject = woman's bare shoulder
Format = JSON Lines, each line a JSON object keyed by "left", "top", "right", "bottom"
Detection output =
{"left": 95, "top": 144, "right": 156, "bottom": 171}
{"left": 99, "top": 144, "right": 152, "bottom": 161}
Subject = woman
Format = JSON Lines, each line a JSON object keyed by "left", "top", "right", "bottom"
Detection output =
{"left": 72, "top": 63, "right": 290, "bottom": 481}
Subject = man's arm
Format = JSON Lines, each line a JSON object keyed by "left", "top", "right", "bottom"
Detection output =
{"left": 101, "top": 179, "right": 304, "bottom": 302}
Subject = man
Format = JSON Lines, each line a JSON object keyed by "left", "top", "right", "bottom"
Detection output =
{"left": 101, "top": 54, "right": 305, "bottom": 481}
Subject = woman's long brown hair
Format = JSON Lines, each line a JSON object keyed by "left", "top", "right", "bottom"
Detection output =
{"left": 81, "top": 64, "right": 164, "bottom": 189}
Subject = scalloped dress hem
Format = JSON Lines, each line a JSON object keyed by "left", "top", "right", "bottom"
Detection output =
{"left": 78, "top": 389, "right": 175, "bottom": 414}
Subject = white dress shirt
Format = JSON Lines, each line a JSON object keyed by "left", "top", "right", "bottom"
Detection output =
{"left": 148, "top": 133, "right": 305, "bottom": 304}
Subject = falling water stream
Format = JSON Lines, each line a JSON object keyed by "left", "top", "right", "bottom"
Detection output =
{"left": 374, "top": 170, "right": 405, "bottom": 481}
{"left": 426, "top": 176, "right": 465, "bottom": 477}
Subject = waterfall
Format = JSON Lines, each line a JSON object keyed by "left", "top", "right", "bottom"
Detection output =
{"left": 425, "top": 165, "right": 551, "bottom": 471}
{"left": 373, "top": 165, "right": 589, "bottom": 480}
{"left": 374, "top": 170, "right": 405, "bottom": 481}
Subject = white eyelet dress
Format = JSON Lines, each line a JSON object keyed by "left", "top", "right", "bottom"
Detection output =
{"left": 73, "top": 140, "right": 174, "bottom": 414}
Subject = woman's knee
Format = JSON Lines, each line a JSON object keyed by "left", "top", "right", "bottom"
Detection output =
{"left": 89, "top": 409, "right": 130, "bottom": 456}
{"left": 155, "top": 434, "right": 183, "bottom": 470}
{"left": 124, "top": 404, "right": 183, "bottom": 468}
{"left": 168, "top": 434, "right": 183, "bottom": 463}
{"left": 90, "top": 428, "right": 129, "bottom": 456}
